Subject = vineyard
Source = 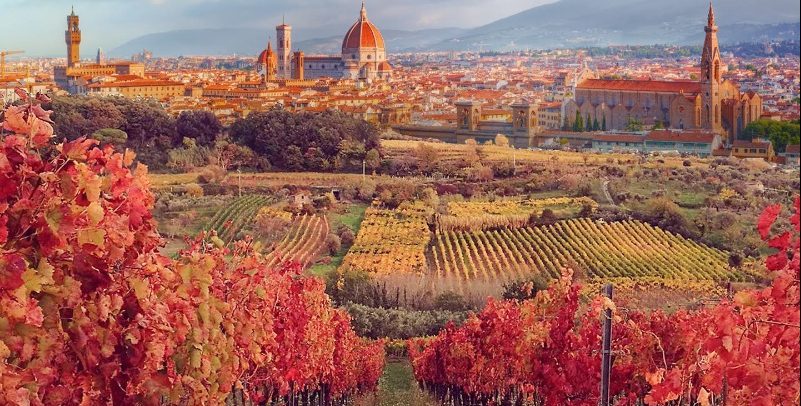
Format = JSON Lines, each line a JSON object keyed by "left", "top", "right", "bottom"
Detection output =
{"left": 409, "top": 200, "right": 800, "bottom": 405}
{"left": 205, "top": 195, "right": 272, "bottom": 242}
{"left": 430, "top": 218, "right": 740, "bottom": 292}
{"left": 264, "top": 214, "right": 330, "bottom": 269}
{"left": 0, "top": 95, "right": 384, "bottom": 406}
{"left": 440, "top": 196, "right": 597, "bottom": 231}
{"left": 339, "top": 202, "right": 434, "bottom": 275}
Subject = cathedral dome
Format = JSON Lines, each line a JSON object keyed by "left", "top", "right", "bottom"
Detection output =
{"left": 342, "top": 3, "right": 385, "bottom": 51}
{"left": 258, "top": 41, "right": 275, "bottom": 64}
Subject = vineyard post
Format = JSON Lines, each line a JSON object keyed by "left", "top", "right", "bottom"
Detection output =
{"left": 362, "top": 159, "right": 366, "bottom": 181}
{"left": 600, "top": 283, "right": 613, "bottom": 406}
{"left": 237, "top": 169, "right": 242, "bottom": 198}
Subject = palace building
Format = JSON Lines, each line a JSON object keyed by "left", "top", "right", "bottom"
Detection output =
{"left": 257, "top": 2, "right": 392, "bottom": 83}
{"left": 54, "top": 8, "right": 146, "bottom": 93}
{"left": 564, "top": 3, "right": 762, "bottom": 142}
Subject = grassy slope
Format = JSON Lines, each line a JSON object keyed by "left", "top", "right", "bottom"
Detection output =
{"left": 355, "top": 359, "right": 437, "bottom": 406}
{"left": 308, "top": 203, "right": 367, "bottom": 278}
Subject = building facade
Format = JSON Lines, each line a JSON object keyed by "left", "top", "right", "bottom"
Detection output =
{"left": 564, "top": 4, "right": 762, "bottom": 142}
{"left": 258, "top": 3, "right": 392, "bottom": 83}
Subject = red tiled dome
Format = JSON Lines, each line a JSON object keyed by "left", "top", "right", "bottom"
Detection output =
{"left": 258, "top": 42, "right": 275, "bottom": 64}
{"left": 378, "top": 61, "right": 392, "bottom": 71}
{"left": 342, "top": 3, "right": 385, "bottom": 50}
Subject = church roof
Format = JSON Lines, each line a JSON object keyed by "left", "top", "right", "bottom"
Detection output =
{"left": 342, "top": 3, "right": 385, "bottom": 50}
{"left": 577, "top": 79, "right": 702, "bottom": 94}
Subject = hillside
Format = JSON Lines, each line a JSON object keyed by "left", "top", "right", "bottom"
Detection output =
{"left": 433, "top": 0, "right": 801, "bottom": 50}
{"left": 110, "top": 27, "right": 467, "bottom": 57}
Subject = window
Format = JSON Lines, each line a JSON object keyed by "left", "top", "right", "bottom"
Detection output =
{"left": 759, "top": 149, "right": 766, "bottom": 153}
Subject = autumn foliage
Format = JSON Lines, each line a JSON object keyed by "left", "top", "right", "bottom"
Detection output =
{"left": 0, "top": 90, "right": 384, "bottom": 405}
{"left": 409, "top": 197, "right": 800, "bottom": 405}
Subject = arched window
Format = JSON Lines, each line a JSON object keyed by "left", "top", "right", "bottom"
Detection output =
{"left": 715, "top": 104, "right": 720, "bottom": 124}
{"left": 714, "top": 62, "right": 720, "bottom": 82}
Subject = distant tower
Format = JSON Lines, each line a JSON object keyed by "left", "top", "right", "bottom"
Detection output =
{"left": 455, "top": 100, "right": 481, "bottom": 132}
{"left": 293, "top": 51, "right": 305, "bottom": 81}
{"left": 96, "top": 47, "right": 106, "bottom": 65}
{"left": 511, "top": 99, "right": 538, "bottom": 135}
{"left": 65, "top": 7, "right": 81, "bottom": 67}
{"left": 700, "top": 2, "right": 723, "bottom": 134}
{"left": 276, "top": 17, "right": 292, "bottom": 79}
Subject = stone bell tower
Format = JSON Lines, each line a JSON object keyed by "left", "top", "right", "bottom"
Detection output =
{"left": 66, "top": 7, "right": 82, "bottom": 67}
{"left": 700, "top": 2, "right": 723, "bottom": 134}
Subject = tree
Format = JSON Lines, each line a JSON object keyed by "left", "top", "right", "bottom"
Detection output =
{"left": 364, "top": 148, "right": 381, "bottom": 172}
{"left": 742, "top": 119, "right": 800, "bottom": 153}
{"left": 573, "top": 111, "right": 583, "bottom": 132}
{"left": 592, "top": 117, "right": 600, "bottom": 131}
{"left": 414, "top": 143, "right": 440, "bottom": 174}
{"left": 91, "top": 128, "right": 127, "bottom": 149}
{"left": 176, "top": 110, "right": 222, "bottom": 147}
{"left": 625, "top": 116, "right": 644, "bottom": 132}
{"left": 602, "top": 115, "right": 607, "bottom": 131}
{"left": 230, "top": 108, "right": 381, "bottom": 171}
{"left": 585, "top": 113, "right": 592, "bottom": 132}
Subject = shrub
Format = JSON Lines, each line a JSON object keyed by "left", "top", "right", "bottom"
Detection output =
{"left": 185, "top": 183, "right": 204, "bottom": 197}
{"left": 197, "top": 164, "right": 227, "bottom": 184}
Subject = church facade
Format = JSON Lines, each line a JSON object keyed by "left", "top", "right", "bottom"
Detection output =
{"left": 258, "top": 3, "right": 392, "bottom": 83}
{"left": 565, "top": 4, "right": 762, "bottom": 142}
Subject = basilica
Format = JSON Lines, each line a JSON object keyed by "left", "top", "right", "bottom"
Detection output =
{"left": 565, "top": 4, "right": 762, "bottom": 142}
{"left": 258, "top": 2, "right": 392, "bottom": 83}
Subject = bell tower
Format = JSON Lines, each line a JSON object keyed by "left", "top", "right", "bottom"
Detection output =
{"left": 66, "top": 7, "right": 81, "bottom": 67}
{"left": 276, "top": 17, "right": 292, "bottom": 79}
{"left": 700, "top": 2, "right": 723, "bottom": 134}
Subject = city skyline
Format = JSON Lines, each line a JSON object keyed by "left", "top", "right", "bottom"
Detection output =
{"left": 4, "top": 0, "right": 800, "bottom": 57}
{"left": 2, "top": 0, "right": 557, "bottom": 56}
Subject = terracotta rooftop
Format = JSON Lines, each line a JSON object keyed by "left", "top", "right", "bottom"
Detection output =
{"left": 646, "top": 130, "right": 718, "bottom": 143}
{"left": 733, "top": 140, "right": 772, "bottom": 149}
{"left": 577, "top": 79, "right": 702, "bottom": 94}
{"left": 592, "top": 134, "right": 645, "bottom": 143}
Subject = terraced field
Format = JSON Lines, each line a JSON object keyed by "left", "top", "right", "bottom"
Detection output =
{"left": 264, "top": 214, "right": 330, "bottom": 269}
{"left": 205, "top": 195, "right": 272, "bottom": 242}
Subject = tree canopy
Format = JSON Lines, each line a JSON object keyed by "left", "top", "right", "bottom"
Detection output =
{"left": 230, "top": 108, "right": 381, "bottom": 171}
{"left": 742, "top": 119, "right": 800, "bottom": 153}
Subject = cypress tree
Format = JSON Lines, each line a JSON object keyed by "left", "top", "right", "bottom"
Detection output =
{"left": 602, "top": 115, "right": 607, "bottom": 131}
{"left": 586, "top": 114, "right": 592, "bottom": 132}
{"left": 593, "top": 117, "right": 600, "bottom": 131}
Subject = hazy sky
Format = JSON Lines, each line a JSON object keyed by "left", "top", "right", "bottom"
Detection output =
{"left": 1, "top": 0, "right": 557, "bottom": 56}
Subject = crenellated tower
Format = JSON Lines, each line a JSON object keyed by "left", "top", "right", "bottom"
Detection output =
{"left": 65, "top": 7, "right": 81, "bottom": 67}
{"left": 700, "top": 2, "right": 723, "bottom": 134}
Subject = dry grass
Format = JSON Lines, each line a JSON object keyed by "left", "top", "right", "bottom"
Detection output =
{"left": 382, "top": 139, "right": 708, "bottom": 169}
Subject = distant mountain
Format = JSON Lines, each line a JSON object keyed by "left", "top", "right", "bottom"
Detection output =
{"left": 110, "top": 28, "right": 468, "bottom": 58}
{"left": 430, "top": 0, "right": 801, "bottom": 51}
{"left": 110, "top": 0, "right": 800, "bottom": 57}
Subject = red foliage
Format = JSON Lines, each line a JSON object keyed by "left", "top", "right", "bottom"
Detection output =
{"left": 0, "top": 90, "right": 383, "bottom": 405}
{"left": 409, "top": 197, "right": 800, "bottom": 405}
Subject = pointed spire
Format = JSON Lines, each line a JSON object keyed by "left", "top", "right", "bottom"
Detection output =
{"left": 71, "top": 5, "right": 75, "bottom": 16}
{"left": 707, "top": 1, "right": 715, "bottom": 27}
{"left": 360, "top": 1, "right": 367, "bottom": 20}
